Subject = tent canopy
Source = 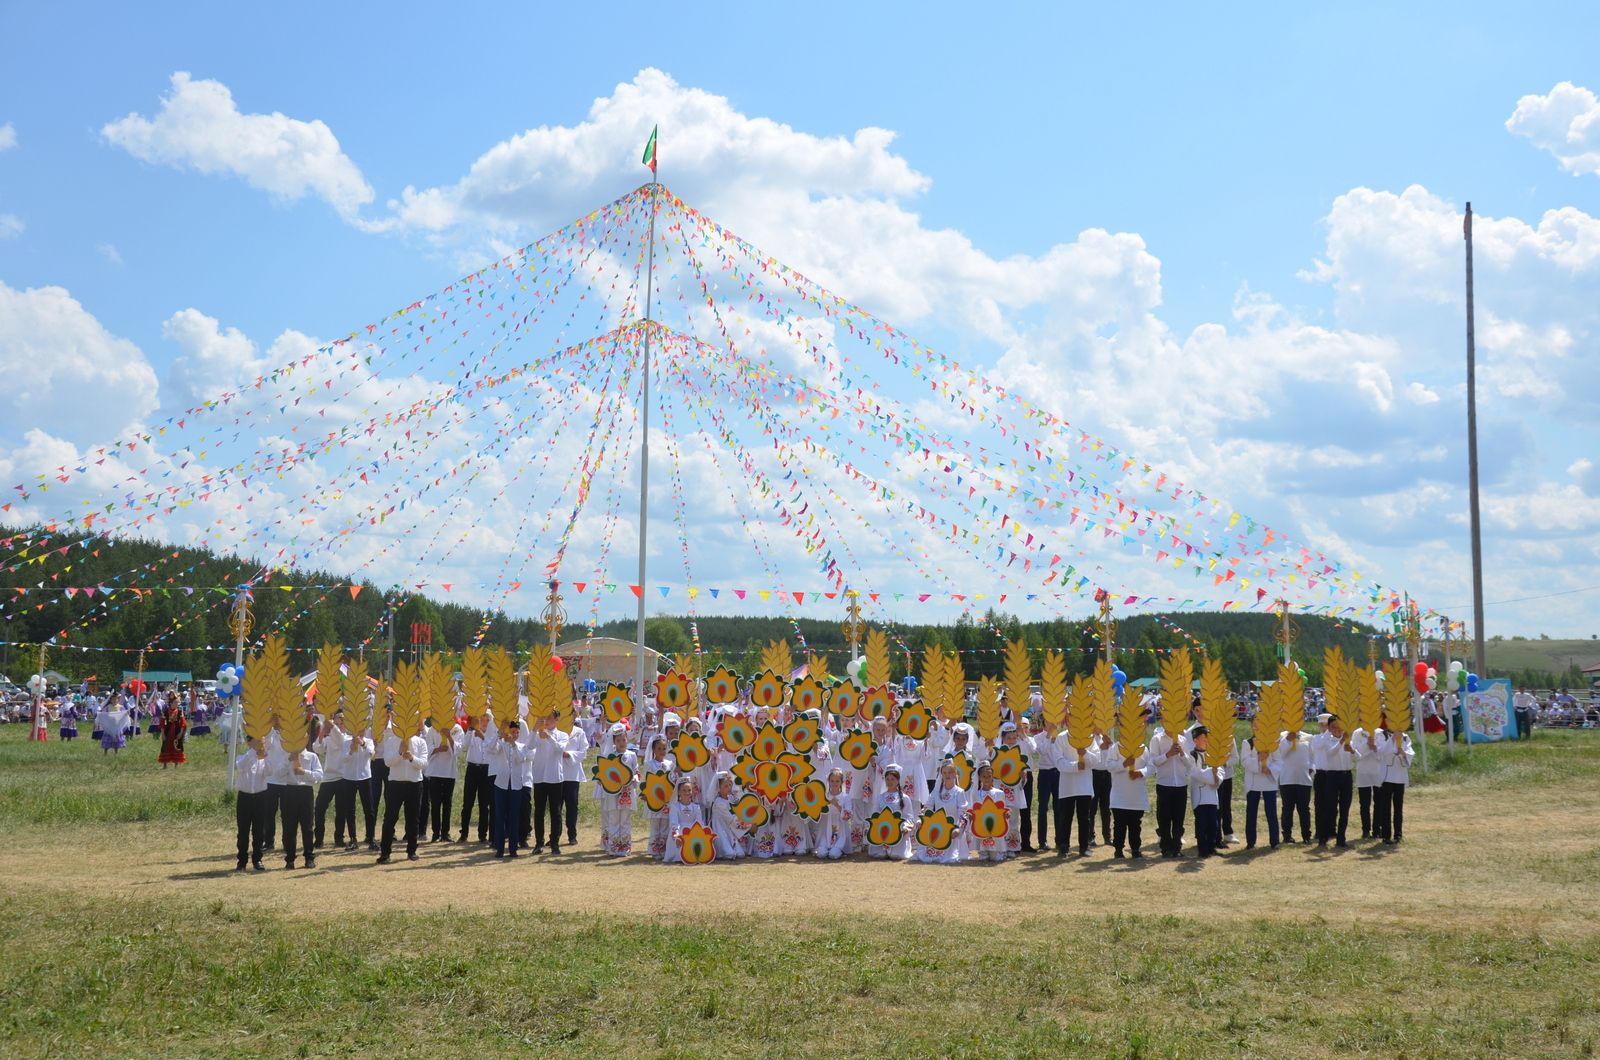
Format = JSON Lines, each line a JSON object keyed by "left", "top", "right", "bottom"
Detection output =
{"left": 121, "top": 670, "right": 194, "bottom": 683}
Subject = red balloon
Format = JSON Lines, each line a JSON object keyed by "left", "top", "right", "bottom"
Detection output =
{"left": 550, "top": 655, "right": 565, "bottom": 672}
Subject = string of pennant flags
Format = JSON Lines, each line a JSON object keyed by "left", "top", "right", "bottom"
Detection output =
{"left": 0, "top": 179, "right": 1438, "bottom": 656}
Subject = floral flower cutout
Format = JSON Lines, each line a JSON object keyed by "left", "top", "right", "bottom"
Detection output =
{"left": 866, "top": 807, "right": 904, "bottom": 847}
{"left": 703, "top": 664, "right": 740, "bottom": 705}
{"left": 790, "top": 779, "right": 829, "bottom": 821}
{"left": 783, "top": 713, "right": 821, "bottom": 755}
{"left": 750, "top": 720, "right": 787, "bottom": 762}
{"left": 640, "top": 770, "right": 675, "bottom": 813}
{"left": 719, "top": 713, "right": 755, "bottom": 754}
{"left": 916, "top": 807, "right": 959, "bottom": 851}
{"left": 731, "top": 792, "right": 769, "bottom": 828}
{"left": 592, "top": 754, "right": 634, "bottom": 795}
{"left": 749, "top": 668, "right": 787, "bottom": 708}
{"left": 789, "top": 675, "right": 827, "bottom": 714}
{"left": 750, "top": 760, "right": 794, "bottom": 802}
{"left": 827, "top": 681, "right": 861, "bottom": 720}
{"left": 837, "top": 730, "right": 878, "bottom": 770}
{"left": 861, "top": 684, "right": 894, "bottom": 721}
{"left": 672, "top": 731, "right": 711, "bottom": 772}
{"left": 601, "top": 683, "right": 634, "bottom": 724}
{"left": 656, "top": 669, "right": 692, "bottom": 712}
{"left": 678, "top": 821, "right": 717, "bottom": 864}
{"left": 968, "top": 795, "right": 1009, "bottom": 839}
{"left": 989, "top": 745, "right": 1028, "bottom": 787}
{"left": 895, "top": 700, "right": 932, "bottom": 741}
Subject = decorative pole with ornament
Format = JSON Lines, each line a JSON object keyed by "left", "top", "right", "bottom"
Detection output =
{"left": 27, "top": 642, "right": 47, "bottom": 741}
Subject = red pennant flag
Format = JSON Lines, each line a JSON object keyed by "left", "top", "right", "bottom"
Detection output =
{"left": 574, "top": 582, "right": 587, "bottom": 594}
{"left": 629, "top": 585, "right": 643, "bottom": 598}
{"left": 349, "top": 585, "right": 362, "bottom": 599}
{"left": 792, "top": 591, "right": 805, "bottom": 605}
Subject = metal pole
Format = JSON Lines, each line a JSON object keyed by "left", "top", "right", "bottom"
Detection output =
{"left": 1464, "top": 204, "right": 1487, "bottom": 678}
{"left": 633, "top": 178, "right": 660, "bottom": 732}
{"left": 226, "top": 588, "right": 249, "bottom": 791}
{"left": 384, "top": 601, "right": 396, "bottom": 683}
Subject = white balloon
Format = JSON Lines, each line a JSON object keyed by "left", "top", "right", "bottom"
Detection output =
{"left": 846, "top": 658, "right": 863, "bottom": 679}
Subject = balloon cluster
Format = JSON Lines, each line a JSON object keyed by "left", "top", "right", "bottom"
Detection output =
{"left": 1412, "top": 662, "right": 1438, "bottom": 694}
{"left": 215, "top": 662, "right": 245, "bottom": 698}
{"left": 1111, "top": 665, "right": 1127, "bottom": 702}
{"left": 27, "top": 673, "right": 46, "bottom": 693}
{"left": 1446, "top": 661, "right": 1481, "bottom": 693}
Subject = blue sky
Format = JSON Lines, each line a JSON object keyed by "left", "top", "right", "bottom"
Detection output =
{"left": 1, "top": 2, "right": 1597, "bottom": 639}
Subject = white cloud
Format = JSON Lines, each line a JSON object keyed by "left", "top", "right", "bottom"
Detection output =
{"left": 1507, "top": 81, "right": 1600, "bottom": 177}
{"left": 161, "top": 307, "right": 267, "bottom": 410}
{"left": 97, "top": 242, "right": 123, "bottom": 265}
{"left": 0, "top": 122, "right": 15, "bottom": 151}
{"left": 102, "top": 72, "right": 373, "bottom": 220}
{"left": 0, "top": 282, "right": 158, "bottom": 446}
{"left": 0, "top": 214, "right": 20, "bottom": 239}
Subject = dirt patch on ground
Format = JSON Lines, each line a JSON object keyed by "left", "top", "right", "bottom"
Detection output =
{"left": 8, "top": 778, "right": 1597, "bottom": 937}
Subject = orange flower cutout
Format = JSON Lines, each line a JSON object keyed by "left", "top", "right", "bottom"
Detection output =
{"left": 750, "top": 668, "right": 786, "bottom": 708}
{"left": 916, "top": 807, "right": 959, "bottom": 851}
{"left": 778, "top": 750, "right": 815, "bottom": 788}
{"left": 867, "top": 807, "right": 905, "bottom": 847}
{"left": 656, "top": 669, "right": 691, "bottom": 711}
{"left": 592, "top": 754, "right": 634, "bottom": 795}
{"left": 969, "top": 795, "right": 1009, "bottom": 839}
{"left": 731, "top": 792, "right": 769, "bottom": 828}
{"left": 719, "top": 713, "right": 755, "bottom": 754}
{"left": 678, "top": 821, "right": 717, "bottom": 864}
{"left": 640, "top": 770, "right": 675, "bottom": 813}
{"left": 790, "top": 779, "right": 829, "bottom": 821}
{"left": 837, "top": 730, "right": 878, "bottom": 770}
{"left": 946, "top": 751, "right": 975, "bottom": 790}
{"left": 731, "top": 752, "right": 762, "bottom": 791}
{"left": 862, "top": 684, "right": 894, "bottom": 721}
{"left": 750, "top": 721, "right": 787, "bottom": 762}
{"left": 672, "top": 731, "right": 711, "bottom": 772}
{"left": 750, "top": 760, "right": 794, "bottom": 802}
{"left": 703, "top": 665, "right": 740, "bottom": 705}
{"left": 789, "top": 675, "right": 827, "bottom": 714}
{"left": 895, "top": 700, "right": 933, "bottom": 741}
{"left": 989, "top": 745, "right": 1027, "bottom": 787}
{"left": 827, "top": 682, "right": 860, "bottom": 720}
{"left": 601, "top": 683, "right": 634, "bottom": 725}
{"left": 783, "top": 713, "right": 821, "bottom": 755}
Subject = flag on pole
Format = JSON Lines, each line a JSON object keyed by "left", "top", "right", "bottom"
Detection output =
{"left": 641, "top": 125, "right": 658, "bottom": 176}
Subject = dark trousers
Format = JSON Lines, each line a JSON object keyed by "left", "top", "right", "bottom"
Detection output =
{"left": 1034, "top": 768, "right": 1059, "bottom": 848}
{"left": 562, "top": 779, "right": 580, "bottom": 843}
{"left": 533, "top": 781, "right": 563, "bottom": 848}
{"left": 313, "top": 777, "right": 345, "bottom": 848}
{"left": 1112, "top": 808, "right": 1144, "bottom": 856}
{"left": 1155, "top": 784, "right": 1187, "bottom": 855}
{"left": 1245, "top": 789, "right": 1279, "bottom": 847}
{"left": 491, "top": 784, "right": 521, "bottom": 854}
{"left": 1376, "top": 782, "right": 1406, "bottom": 840}
{"left": 1315, "top": 770, "right": 1353, "bottom": 843}
{"left": 380, "top": 779, "right": 422, "bottom": 858}
{"left": 1019, "top": 773, "right": 1034, "bottom": 848}
{"left": 280, "top": 785, "right": 314, "bottom": 865}
{"left": 235, "top": 790, "right": 271, "bottom": 866}
{"left": 1357, "top": 784, "right": 1376, "bottom": 837}
{"left": 264, "top": 784, "right": 285, "bottom": 847}
{"left": 1516, "top": 712, "right": 1531, "bottom": 739}
{"left": 427, "top": 776, "right": 456, "bottom": 839}
{"left": 1054, "top": 793, "right": 1093, "bottom": 853}
{"left": 1091, "top": 770, "right": 1112, "bottom": 842}
{"left": 1218, "top": 775, "right": 1234, "bottom": 838}
{"left": 460, "top": 762, "right": 491, "bottom": 840}
{"left": 331, "top": 776, "right": 360, "bottom": 845}
{"left": 369, "top": 758, "right": 390, "bottom": 826}
{"left": 1279, "top": 782, "right": 1312, "bottom": 841}
{"left": 1193, "top": 804, "right": 1220, "bottom": 856}
{"left": 519, "top": 785, "right": 534, "bottom": 844}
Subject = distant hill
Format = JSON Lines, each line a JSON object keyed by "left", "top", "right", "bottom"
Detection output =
{"left": 5, "top": 523, "right": 1588, "bottom": 687}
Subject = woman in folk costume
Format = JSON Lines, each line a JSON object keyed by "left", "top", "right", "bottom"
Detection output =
{"left": 917, "top": 760, "right": 970, "bottom": 865}
{"left": 771, "top": 776, "right": 811, "bottom": 857}
{"left": 642, "top": 734, "right": 676, "bottom": 859}
{"left": 663, "top": 778, "right": 704, "bottom": 864}
{"left": 866, "top": 763, "right": 917, "bottom": 861}
{"left": 97, "top": 697, "right": 130, "bottom": 755}
{"left": 158, "top": 700, "right": 188, "bottom": 766}
{"left": 1108, "top": 744, "right": 1155, "bottom": 859}
{"left": 58, "top": 700, "right": 79, "bottom": 741}
{"left": 710, "top": 772, "right": 747, "bottom": 860}
{"left": 967, "top": 761, "right": 1010, "bottom": 863}
{"left": 812, "top": 767, "right": 854, "bottom": 859}
{"left": 595, "top": 723, "right": 637, "bottom": 857}
{"left": 994, "top": 722, "right": 1029, "bottom": 856}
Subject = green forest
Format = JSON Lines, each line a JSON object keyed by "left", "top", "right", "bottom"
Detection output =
{"left": 2, "top": 524, "right": 1584, "bottom": 688}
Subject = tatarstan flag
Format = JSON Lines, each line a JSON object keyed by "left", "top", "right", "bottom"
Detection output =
{"left": 641, "top": 125, "right": 658, "bottom": 175}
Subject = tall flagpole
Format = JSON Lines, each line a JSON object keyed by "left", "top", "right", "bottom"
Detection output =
{"left": 633, "top": 150, "right": 660, "bottom": 731}
{"left": 1464, "top": 203, "right": 1487, "bottom": 678}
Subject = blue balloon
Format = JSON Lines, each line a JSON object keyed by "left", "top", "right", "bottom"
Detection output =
{"left": 1112, "top": 670, "right": 1127, "bottom": 689}
{"left": 1466, "top": 673, "right": 1479, "bottom": 693}
{"left": 901, "top": 675, "right": 919, "bottom": 692}
{"left": 582, "top": 678, "right": 598, "bottom": 693}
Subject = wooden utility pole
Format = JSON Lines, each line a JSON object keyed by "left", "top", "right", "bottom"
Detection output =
{"left": 1464, "top": 204, "right": 1487, "bottom": 678}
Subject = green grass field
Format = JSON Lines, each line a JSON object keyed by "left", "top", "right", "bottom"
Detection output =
{"left": 1483, "top": 637, "right": 1600, "bottom": 679}
{"left": 2, "top": 723, "right": 1598, "bottom": 1058}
